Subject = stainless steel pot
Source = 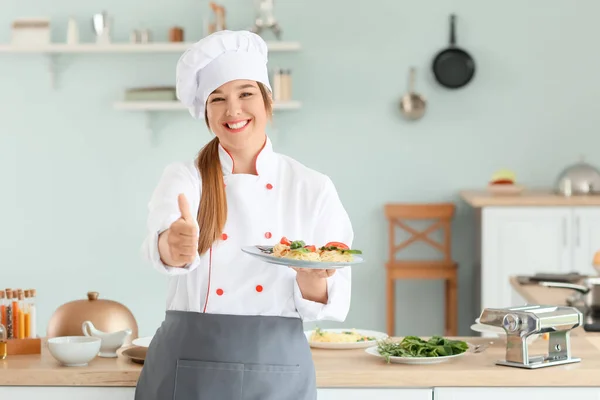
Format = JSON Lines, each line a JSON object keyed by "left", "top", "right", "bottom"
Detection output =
{"left": 539, "top": 277, "right": 600, "bottom": 312}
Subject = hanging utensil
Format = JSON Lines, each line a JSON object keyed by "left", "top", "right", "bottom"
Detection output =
{"left": 431, "top": 14, "right": 476, "bottom": 89}
{"left": 399, "top": 67, "right": 426, "bottom": 121}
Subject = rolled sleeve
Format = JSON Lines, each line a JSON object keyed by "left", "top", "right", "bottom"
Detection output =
{"left": 293, "top": 176, "right": 354, "bottom": 322}
{"left": 141, "top": 162, "right": 201, "bottom": 276}
{"left": 293, "top": 266, "right": 351, "bottom": 322}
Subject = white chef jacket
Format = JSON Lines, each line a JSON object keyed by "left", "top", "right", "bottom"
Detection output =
{"left": 141, "top": 136, "right": 353, "bottom": 322}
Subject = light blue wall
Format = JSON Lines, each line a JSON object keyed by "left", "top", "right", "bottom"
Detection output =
{"left": 3, "top": 0, "right": 600, "bottom": 338}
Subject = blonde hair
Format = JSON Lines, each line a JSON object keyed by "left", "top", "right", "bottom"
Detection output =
{"left": 195, "top": 82, "right": 272, "bottom": 255}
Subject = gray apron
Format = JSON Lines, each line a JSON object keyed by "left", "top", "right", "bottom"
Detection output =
{"left": 134, "top": 310, "right": 317, "bottom": 400}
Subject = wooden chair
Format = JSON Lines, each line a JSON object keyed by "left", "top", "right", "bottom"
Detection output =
{"left": 384, "top": 203, "right": 458, "bottom": 337}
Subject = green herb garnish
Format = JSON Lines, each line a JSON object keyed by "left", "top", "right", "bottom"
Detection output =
{"left": 290, "top": 240, "right": 306, "bottom": 249}
{"left": 318, "top": 246, "right": 362, "bottom": 254}
{"left": 377, "top": 336, "right": 468, "bottom": 363}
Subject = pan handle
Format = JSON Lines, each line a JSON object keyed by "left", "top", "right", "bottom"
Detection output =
{"left": 449, "top": 14, "right": 456, "bottom": 46}
{"left": 538, "top": 281, "right": 590, "bottom": 294}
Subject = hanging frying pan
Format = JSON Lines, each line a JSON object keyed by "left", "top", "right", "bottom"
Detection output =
{"left": 432, "top": 14, "right": 475, "bottom": 89}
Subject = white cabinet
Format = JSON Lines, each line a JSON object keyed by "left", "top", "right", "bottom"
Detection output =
{"left": 480, "top": 206, "right": 600, "bottom": 309}
{"left": 434, "top": 387, "right": 600, "bottom": 400}
{"left": 318, "top": 388, "right": 432, "bottom": 400}
{"left": 481, "top": 207, "right": 572, "bottom": 309}
{"left": 572, "top": 207, "right": 600, "bottom": 276}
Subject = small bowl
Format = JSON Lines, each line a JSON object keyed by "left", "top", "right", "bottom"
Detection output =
{"left": 47, "top": 336, "right": 101, "bottom": 367}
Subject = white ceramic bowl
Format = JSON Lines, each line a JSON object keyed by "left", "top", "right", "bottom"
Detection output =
{"left": 47, "top": 336, "right": 101, "bottom": 367}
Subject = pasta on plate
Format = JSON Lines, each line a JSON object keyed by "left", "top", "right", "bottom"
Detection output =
{"left": 310, "top": 327, "right": 376, "bottom": 343}
{"left": 271, "top": 237, "right": 361, "bottom": 263}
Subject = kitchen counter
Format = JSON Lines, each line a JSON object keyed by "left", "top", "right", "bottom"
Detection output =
{"left": 509, "top": 275, "right": 576, "bottom": 308}
{"left": 508, "top": 275, "right": 599, "bottom": 337}
{"left": 2, "top": 335, "right": 600, "bottom": 388}
{"left": 460, "top": 189, "right": 600, "bottom": 207}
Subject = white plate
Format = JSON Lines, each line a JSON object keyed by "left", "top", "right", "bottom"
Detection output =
{"left": 304, "top": 329, "right": 388, "bottom": 349}
{"left": 132, "top": 336, "right": 153, "bottom": 348}
{"left": 470, "top": 318, "right": 505, "bottom": 336}
{"left": 365, "top": 345, "right": 467, "bottom": 365}
{"left": 241, "top": 246, "right": 364, "bottom": 269}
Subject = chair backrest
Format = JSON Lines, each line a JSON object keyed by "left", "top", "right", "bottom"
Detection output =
{"left": 384, "top": 203, "right": 455, "bottom": 262}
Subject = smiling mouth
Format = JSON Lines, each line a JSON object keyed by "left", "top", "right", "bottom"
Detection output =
{"left": 223, "top": 119, "right": 251, "bottom": 133}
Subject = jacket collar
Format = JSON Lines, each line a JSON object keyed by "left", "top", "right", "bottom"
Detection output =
{"left": 218, "top": 135, "right": 276, "bottom": 176}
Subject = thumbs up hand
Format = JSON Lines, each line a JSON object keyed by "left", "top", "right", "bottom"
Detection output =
{"left": 161, "top": 193, "right": 199, "bottom": 266}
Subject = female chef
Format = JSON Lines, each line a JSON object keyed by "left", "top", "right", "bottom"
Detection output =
{"left": 135, "top": 30, "right": 354, "bottom": 400}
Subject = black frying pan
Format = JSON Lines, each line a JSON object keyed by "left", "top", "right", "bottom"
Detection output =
{"left": 432, "top": 14, "right": 475, "bottom": 89}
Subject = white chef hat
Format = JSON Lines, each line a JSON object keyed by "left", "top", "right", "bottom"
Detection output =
{"left": 175, "top": 30, "right": 272, "bottom": 120}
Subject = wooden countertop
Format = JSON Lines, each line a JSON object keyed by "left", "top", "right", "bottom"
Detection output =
{"left": 2, "top": 334, "right": 600, "bottom": 387}
{"left": 460, "top": 189, "right": 600, "bottom": 207}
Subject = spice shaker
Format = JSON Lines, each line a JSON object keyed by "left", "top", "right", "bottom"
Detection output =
{"left": 66, "top": 16, "right": 79, "bottom": 44}
{"left": 140, "top": 29, "right": 151, "bottom": 43}
{"left": 281, "top": 69, "right": 292, "bottom": 101}
{"left": 273, "top": 68, "right": 284, "bottom": 102}
{"left": 130, "top": 29, "right": 140, "bottom": 43}
{"left": 169, "top": 27, "right": 184, "bottom": 42}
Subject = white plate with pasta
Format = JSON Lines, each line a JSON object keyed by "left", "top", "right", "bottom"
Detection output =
{"left": 241, "top": 237, "right": 364, "bottom": 269}
{"left": 305, "top": 328, "right": 388, "bottom": 349}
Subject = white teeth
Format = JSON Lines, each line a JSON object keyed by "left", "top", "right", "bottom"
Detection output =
{"left": 226, "top": 120, "right": 249, "bottom": 130}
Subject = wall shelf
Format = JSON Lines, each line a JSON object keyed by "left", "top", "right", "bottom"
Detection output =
{"left": 0, "top": 41, "right": 301, "bottom": 53}
{"left": 113, "top": 100, "right": 302, "bottom": 111}
{"left": 0, "top": 41, "right": 300, "bottom": 89}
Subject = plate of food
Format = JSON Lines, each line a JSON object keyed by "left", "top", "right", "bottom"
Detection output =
{"left": 365, "top": 336, "right": 469, "bottom": 365}
{"left": 242, "top": 237, "right": 364, "bottom": 269}
{"left": 305, "top": 327, "right": 388, "bottom": 349}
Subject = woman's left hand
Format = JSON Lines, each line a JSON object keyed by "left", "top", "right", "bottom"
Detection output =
{"left": 291, "top": 267, "right": 336, "bottom": 279}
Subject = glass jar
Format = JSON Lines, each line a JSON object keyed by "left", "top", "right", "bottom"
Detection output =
{"left": 0, "top": 323, "right": 6, "bottom": 359}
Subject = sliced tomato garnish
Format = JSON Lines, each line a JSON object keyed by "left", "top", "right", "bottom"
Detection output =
{"left": 304, "top": 245, "right": 316, "bottom": 252}
{"left": 280, "top": 236, "right": 291, "bottom": 246}
{"left": 325, "top": 241, "right": 349, "bottom": 250}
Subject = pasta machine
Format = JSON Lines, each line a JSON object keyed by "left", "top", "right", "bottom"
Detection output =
{"left": 478, "top": 305, "right": 583, "bottom": 369}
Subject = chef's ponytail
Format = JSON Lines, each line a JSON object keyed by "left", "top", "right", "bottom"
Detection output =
{"left": 195, "top": 82, "right": 273, "bottom": 254}
{"left": 195, "top": 137, "right": 227, "bottom": 256}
